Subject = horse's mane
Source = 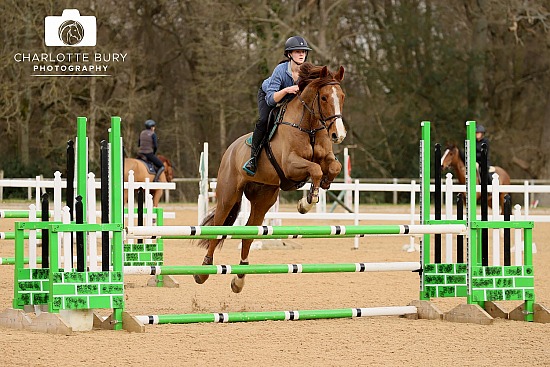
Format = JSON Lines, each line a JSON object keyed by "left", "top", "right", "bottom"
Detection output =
{"left": 157, "top": 155, "right": 172, "bottom": 167}
{"left": 298, "top": 62, "right": 338, "bottom": 91}
{"left": 157, "top": 155, "right": 173, "bottom": 182}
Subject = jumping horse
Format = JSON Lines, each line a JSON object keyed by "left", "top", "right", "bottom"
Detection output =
{"left": 123, "top": 155, "right": 174, "bottom": 207}
{"left": 441, "top": 144, "right": 510, "bottom": 214}
{"left": 195, "top": 62, "right": 347, "bottom": 293}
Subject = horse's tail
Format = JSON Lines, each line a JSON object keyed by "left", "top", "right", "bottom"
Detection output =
{"left": 196, "top": 201, "right": 242, "bottom": 249}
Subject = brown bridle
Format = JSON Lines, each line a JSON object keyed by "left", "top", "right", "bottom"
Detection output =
{"left": 281, "top": 80, "right": 343, "bottom": 147}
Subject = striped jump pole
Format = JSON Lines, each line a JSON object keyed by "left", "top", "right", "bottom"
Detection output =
{"left": 0, "top": 210, "right": 54, "bottom": 219}
{"left": 1, "top": 257, "right": 38, "bottom": 265}
{"left": 0, "top": 232, "right": 42, "bottom": 240}
{"left": 136, "top": 306, "right": 418, "bottom": 325}
{"left": 125, "top": 224, "right": 468, "bottom": 239}
{"left": 0, "top": 256, "right": 100, "bottom": 266}
{"left": 124, "top": 261, "right": 421, "bottom": 276}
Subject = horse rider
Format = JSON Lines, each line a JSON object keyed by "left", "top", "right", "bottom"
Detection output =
{"left": 242, "top": 35, "right": 312, "bottom": 176}
{"left": 138, "top": 119, "right": 165, "bottom": 182}
{"left": 475, "top": 124, "right": 492, "bottom": 179}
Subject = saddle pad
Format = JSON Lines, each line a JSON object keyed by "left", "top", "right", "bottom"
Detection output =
{"left": 137, "top": 158, "right": 157, "bottom": 175}
{"left": 244, "top": 104, "right": 286, "bottom": 147}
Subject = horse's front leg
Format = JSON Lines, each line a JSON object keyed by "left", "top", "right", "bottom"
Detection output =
{"left": 152, "top": 189, "right": 162, "bottom": 208}
{"left": 320, "top": 154, "right": 342, "bottom": 190}
{"left": 296, "top": 162, "right": 324, "bottom": 214}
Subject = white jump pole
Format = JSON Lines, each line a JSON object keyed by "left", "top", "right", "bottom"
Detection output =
{"left": 405, "top": 180, "right": 416, "bottom": 252}
{"left": 444, "top": 173, "right": 453, "bottom": 262}
{"left": 491, "top": 173, "right": 501, "bottom": 265}
{"left": 344, "top": 147, "right": 352, "bottom": 208}
{"left": 87, "top": 172, "right": 99, "bottom": 272}
{"left": 514, "top": 204, "right": 522, "bottom": 265}
{"left": 28, "top": 204, "right": 37, "bottom": 268}
{"left": 53, "top": 171, "right": 63, "bottom": 268}
{"left": 62, "top": 206, "right": 72, "bottom": 272}
{"left": 127, "top": 171, "right": 135, "bottom": 245}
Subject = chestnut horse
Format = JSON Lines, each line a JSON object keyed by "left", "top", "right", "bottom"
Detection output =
{"left": 123, "top": 155, "right": 174, "bottom": 207}
{"left": 195, "top": 63, "right": 347, "bottom": 293}
{"left": 441, "top": 144, "right": 510, "bottom": 214}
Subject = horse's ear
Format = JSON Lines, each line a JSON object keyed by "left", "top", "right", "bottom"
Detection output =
{"left": 336, "top": 66, "right": 345, "bottom": 82}
{"left": 320, "top": 66, "right": 328, "bottom": 78}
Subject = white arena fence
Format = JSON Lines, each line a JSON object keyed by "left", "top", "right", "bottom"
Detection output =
{"left": 207, "top": 174, "right": 550, "bottom": 223}
{"left": 205, "top": 173, "right": 549, "bottom": 250}
{"left": 0, "top": 173, "right": 175, "bottom": 201}
{"left": 0, "top": 173, "right": 176, "bottom": 220}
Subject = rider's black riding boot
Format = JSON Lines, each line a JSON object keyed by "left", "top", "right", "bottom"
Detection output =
{"left": 153, "top": 165, "right": 165, "bottom": 182}
{"left": 243, "top": 127, "right": 265, "bottom": 177}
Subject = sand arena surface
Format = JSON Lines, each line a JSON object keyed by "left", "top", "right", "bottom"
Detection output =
{"left": 1, "top": 203, "right": 550, "bottom": 366}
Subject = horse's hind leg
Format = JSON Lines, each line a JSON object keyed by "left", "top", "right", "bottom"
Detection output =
{"left": 194, "top": 187, "right": 244, "bottom": 285}
{"left": 231, "top": 185, "right": 279, "bottom": 293}
{"left": 193, "top": 239, "right": 219, "bottom": 284}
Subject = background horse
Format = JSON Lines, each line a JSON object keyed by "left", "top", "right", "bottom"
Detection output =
{"left": 124, "top": 155, "right": 174, "bottom": 207}
{"left": 441, "top": 144, "right": 510, "bottom": 214}
{"left": 195, "top": 62, "right": 347, "bottom": 293}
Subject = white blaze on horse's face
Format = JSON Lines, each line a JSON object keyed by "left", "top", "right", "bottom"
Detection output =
{"left": 331, "top": 86, "right": 346, "bottom": 144}
{"left": 441, "top": 149, "right": 450, "bottom": 169}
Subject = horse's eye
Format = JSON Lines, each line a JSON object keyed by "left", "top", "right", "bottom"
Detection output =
{"left": 321, "top": 96, "right": 327, "bottom": 102}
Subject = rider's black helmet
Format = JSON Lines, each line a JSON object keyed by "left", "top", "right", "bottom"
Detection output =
{"left": 284, "top": 36, "right": 312, "bottom": 57}
{"left": 476, "top": 124, "right": 486, "bottom": 133}
{"left": 145, "top": 119, "right": 156, "bottom": 129}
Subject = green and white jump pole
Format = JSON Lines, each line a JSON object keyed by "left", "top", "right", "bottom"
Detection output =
{"left": 125, "top": 261, "right": 421, "bottom": 276}
{"left": 136, "top": 306, "right": 418, "bottom": 325}
{"left": 126, "top": 224, "right": 467, "bottom": 239}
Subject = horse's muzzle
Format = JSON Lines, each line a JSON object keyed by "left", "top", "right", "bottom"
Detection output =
{"left": 331, "top": 118, "right": 346, "bottom": 144}
{"left": 332, "top": 133, "right": 346, "bottom": 144}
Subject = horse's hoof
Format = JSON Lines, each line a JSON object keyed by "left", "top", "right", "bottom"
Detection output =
{"left": 297, "top": 203, "right": 308, "bottom": 214}
{"left": 297, "top": 198, "right": 314, "bottom": 214}
{"left": 320, "top": 180, "right": 331, "bottom": 190}
{"left": 231, "top": 276, "right": 244, "bottom": 293}
{"left": 194, "top": 274, "right": 209, "bottom": 284}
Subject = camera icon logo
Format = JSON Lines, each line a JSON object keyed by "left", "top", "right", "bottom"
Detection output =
{"left": 45, "top": 9, "right": 96, "bottom": 47}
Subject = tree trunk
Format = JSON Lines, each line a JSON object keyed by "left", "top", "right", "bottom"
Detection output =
{"left": 539, "top": 91, "right": 550, "bottom": 179}
{"left": 219, "top": 103, "right": 226, "bottom": 150}
{"left": 467, "top": 0, "right": 488, "bottom": 119}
